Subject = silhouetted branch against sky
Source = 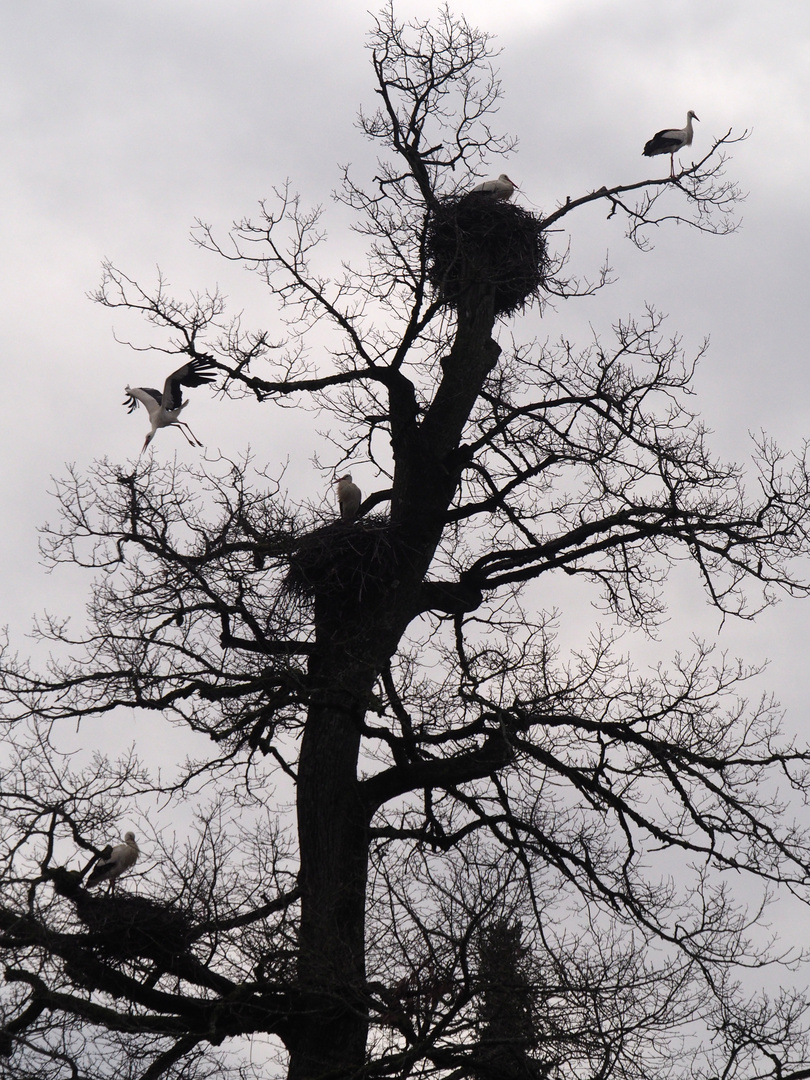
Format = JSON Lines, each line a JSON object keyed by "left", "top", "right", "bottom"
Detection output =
{"left": 3, "top": 4, "right": 810, "bottom": 1080}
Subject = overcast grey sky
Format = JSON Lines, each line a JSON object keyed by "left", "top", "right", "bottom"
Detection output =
{"left": 2, "top": 0, "right": 809, "bottom": 737}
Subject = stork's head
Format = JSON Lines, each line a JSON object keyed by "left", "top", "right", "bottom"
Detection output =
{"left": 497, "top": 174, "right": 517, "bottom": 201}
{"left": 140, "top": 431, "right": 155, "bottom": 455}
{"left": 335, "top": 473, "right": 353, "bottom": 484}
{"left": 124, "top": 832, "right": 136, "bottom": 843}
{"left": 687, "top": 111, "right": 699, "bottom": 122}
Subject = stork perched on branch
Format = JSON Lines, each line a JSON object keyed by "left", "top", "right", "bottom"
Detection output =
{"left": 643, "top": 111, "right": 699, "bottom": 176}
{"left": 336, "top": 474, "right": 362, "bottom": 521}
{"left": 468, "top": 174, "right": 517, "bottom": 201}
{"left": 86, "top": 832, "right": 139, "bottom": 892}
{"left": 124, "top": 358, "right": 217, "bottom": 454}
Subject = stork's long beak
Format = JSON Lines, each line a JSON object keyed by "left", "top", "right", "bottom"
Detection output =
{"left": 140, "top": 433, "right": 154, "bottom": 456}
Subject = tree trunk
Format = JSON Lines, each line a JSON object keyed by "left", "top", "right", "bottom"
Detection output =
{"left": 288, "top": 626, "right": 373, "bottom": 1080}
{"left": 288, "top": 298, "right": 500, "bottom": 1079}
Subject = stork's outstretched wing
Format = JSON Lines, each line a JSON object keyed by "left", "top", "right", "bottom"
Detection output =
{"left": 162, "top": 358, "right": 218, "bottom": 410}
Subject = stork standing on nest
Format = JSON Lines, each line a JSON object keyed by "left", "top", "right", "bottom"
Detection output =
{"left": 468, "top": 174, "right": 517, "bottom": 201}
{"left": 336, "top": 474, "right": 362, "bottom": 521}
{"left": 643, "top": 111, "right": 699, "bottom": 177}
{"left": 124, "top": 357, "right": 217, "bottom": 454}
{"left": 87, "top": 832, "right": 139, "bottom": 892}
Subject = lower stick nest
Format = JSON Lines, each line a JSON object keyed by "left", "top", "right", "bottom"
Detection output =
{"left": 74, "top": 892, "right": 194, "bottom": 961}
{"left": 285, "top": 516, "right": 399, "bottom": 604}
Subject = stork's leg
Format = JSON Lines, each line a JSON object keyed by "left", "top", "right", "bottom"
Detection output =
{"left": 670, "top": 153, "right": 675, "bottom": 177}
{"left": 171, "top": 422, "right": 202, "bottom": 447}
{"left": 177, "top": 421, "right": 204, "bottom": 447}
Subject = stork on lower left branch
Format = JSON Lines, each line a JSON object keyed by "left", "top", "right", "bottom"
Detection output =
{"left": 124, "top": 357, "right": 217, "bottom": 454}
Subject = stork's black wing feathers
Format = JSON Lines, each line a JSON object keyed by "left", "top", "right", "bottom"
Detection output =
{"left": 643, "top": 129, "right": 685, "bottom": 157}
{"left": 163, "top": 358, "right": 218, "bottom": 411}
{"left": 87, "top": 853, "right": 116, "bottom": 887}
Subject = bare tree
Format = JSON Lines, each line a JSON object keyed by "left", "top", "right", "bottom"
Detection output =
{"left": 3, "top": 6, "right": 810, "bottom": 1080}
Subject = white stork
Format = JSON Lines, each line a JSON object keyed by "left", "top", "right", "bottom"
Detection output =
{"left": 124, "top": 357, "right": 217, "bottom": 454}
{"left": 468, "top": 174, "right": 517, "bottom": 201}
{"left": 336, "top": 474, "right": 362, "bottom": 521}
{"left": 87, "top": 832, "right": 139, "bottom": 892}
{"left": 643, "top": 111, "right": 699, "bottom": 176}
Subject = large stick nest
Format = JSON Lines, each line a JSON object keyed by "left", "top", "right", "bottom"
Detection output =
{"left": 73, "top": 890, "right": 194, "bottom": 961}
{"left": 285, "top": 515, "right": 399, "bottom": 605}
{"left": 426, "top": 196, "right": 547, "bottom": 317}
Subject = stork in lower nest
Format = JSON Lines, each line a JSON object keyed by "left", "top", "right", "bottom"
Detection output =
{"left": 336, "top": 474, "right": 362, "bottom": 521}
{"left": 86, "top": 832, "right": 139, "bottom": 892}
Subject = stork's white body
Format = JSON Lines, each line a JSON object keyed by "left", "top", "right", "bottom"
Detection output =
{"left": 336, "top": 474, "right": 362, "bottom": 521}
{"left": 468, "top": 173, "right": 517, "bottom": 200}
{"left": 87, "top": 832, "right": 139, "bottom": 892}
{"left": 643, "top": 111, "right": 699, "bottom": 176}
{"left": 124, "top": 358, "right": 217, "bottom": 453}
